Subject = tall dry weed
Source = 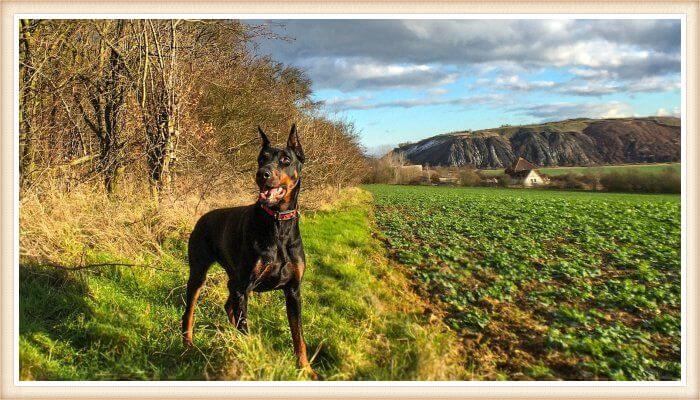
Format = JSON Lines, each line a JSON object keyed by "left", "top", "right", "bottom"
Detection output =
{"left": 20, "top": 179, "right": 341, "bottom": 267}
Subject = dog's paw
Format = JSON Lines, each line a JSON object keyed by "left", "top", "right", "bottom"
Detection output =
{"left": 183, "top": 336, "right": 194, "bottom": 348}
{"left": 303, "top": 367, "right": 320, "bottom": 381}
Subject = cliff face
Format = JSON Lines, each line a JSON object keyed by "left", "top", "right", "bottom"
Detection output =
{"left": 393, "top": 117, "right": 681, "bottom": 168}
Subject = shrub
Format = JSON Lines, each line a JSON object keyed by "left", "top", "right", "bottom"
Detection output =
{"left": 600, "top": 167, "right": 680, "bottom": 194}
{"left": 458, "top": 169, "right": 482, "bottom": 187}
{"left": 395, "top": 166, "right": 424, "bottom": 185}
{"left": 548, "top": 173, "right": 600, "bottom": 190}
{"left": 407, "top": 175, "right": 425, "bottom": 185}
{"left": 362, "top": 158, "right": 395, "bottom": 184}
{"left": 495, "top": 175, "right": 509, "bottom": 187}
{"left": 429, "top": 170, "right": 441, "bottom": 184}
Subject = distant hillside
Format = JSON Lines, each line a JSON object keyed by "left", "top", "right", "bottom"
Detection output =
{"left": 393, "top": 117, "right": 681, "bottom": 168}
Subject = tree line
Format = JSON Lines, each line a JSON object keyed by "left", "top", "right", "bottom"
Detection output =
{"left": 19, "top": 19, "right": 366, "bottom": 200}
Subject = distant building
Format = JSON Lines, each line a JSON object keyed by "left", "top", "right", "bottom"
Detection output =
{"left": 505, "top": 157, "right": 547, "bottom": 187}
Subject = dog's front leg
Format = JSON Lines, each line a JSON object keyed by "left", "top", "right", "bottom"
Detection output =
{"left": 284, "top": 285, "right": 317, "bottom": 379}
{"left": 225, "top": 285, "right": 249, "bottom": 334}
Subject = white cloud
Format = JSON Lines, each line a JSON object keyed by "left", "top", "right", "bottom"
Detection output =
{"left": 324, "top": 95, "right": 374, "bottom": 111}
{"left": 325, "top": 93, "right": 508, "bottom": 112}
{"left": 546, "top": 40, "right": 650, "bottom": 69}
{"left": 562, "top": 82, "right": 618, "bottom": 96}
{"left": 599, "top": 102, "right": 635, "bottom": 118}
{"left": 299, "top": 57, "right": 457, "bottom": 91}
{"left": 626, "top": 76, "right": 681, "bottom": 92}
{"left": 515, "top": 101, "right": 634, "bottom": 121}
{"left": 492, "top": 75, "right": 557, "bottom": 91}
{"left": 556, "top": 75, "right": 680, "bottom": 97}
{"left": 657, "top": 107, "right": 681, "bottom": 117}
{"left": 569, "top": 68, "right": 611, "bottom": 79}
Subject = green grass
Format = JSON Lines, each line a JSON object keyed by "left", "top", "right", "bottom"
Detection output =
{"left": 479, "top": 163, "right": 681, "bottom": 177}
{"left": 365, "top": 184, "right": 680, "bottom": 381}
{"left": 19, "top": 189, "right": 465, "bottom": 381}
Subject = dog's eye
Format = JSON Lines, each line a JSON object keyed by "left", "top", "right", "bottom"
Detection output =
{"left": 280, "top": 156, "right": 291, "bottom": 165}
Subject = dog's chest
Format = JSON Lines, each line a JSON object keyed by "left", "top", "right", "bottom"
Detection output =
{"left": 248, "top": 257, "right": 296, "bottom": 292}
{"left": 246, "top": 224, "right": 303, "bottom": 292}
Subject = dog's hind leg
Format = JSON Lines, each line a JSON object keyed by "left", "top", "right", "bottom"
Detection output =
{"left": 182, "top": 232, "right": 214, "bottom": 347}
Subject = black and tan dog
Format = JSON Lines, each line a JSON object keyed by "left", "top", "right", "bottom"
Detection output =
{"left": 182, "top": 124, "right": 316, "bottom": 377}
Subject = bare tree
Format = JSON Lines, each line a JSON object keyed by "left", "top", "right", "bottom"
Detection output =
{"left": 18, "top": 19, "right": 367, "bottom": 199}
{"left": 19, "top": 19, "right": 39, "bottom": 190}
{"left": 73, "top": 20, "right": 131, "bottom": 194}
{"left": 135, "top": 19, "right": 182, "bottom": 200}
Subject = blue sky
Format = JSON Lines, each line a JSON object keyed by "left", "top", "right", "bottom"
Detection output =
{"left": 249, "top": 19, "right": 681, "bottom": 155}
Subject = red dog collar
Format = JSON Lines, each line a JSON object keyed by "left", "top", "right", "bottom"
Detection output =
{"left": 260, "top": 204, "right": 299, "bottom": 221}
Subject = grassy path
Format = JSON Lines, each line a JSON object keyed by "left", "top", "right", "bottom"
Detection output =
{"left": 20, "top": 188, "right": 465, "bottom": 380}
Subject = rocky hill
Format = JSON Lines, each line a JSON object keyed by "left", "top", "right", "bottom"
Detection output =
{"left": 392, "top": 117, "right": 681, "bottom": 168}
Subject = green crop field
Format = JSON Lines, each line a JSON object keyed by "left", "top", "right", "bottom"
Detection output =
{"left": 479, "top": 163, "right": 681, "bottom": 177}
{"left": 365, "top": 184, "right": 681, "bottom": 380}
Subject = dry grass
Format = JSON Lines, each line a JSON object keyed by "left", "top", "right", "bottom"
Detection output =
{"left": 20, "top": 180, "right": 343, "bottom": 267}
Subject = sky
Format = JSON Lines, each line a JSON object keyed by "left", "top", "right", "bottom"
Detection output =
{"left": 248, "top": 19, "right": 682, "bottom": 155}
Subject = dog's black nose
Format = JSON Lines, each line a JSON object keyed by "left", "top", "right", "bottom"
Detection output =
{"left": 262, "top": 170, "right": 271, "bottom": 180}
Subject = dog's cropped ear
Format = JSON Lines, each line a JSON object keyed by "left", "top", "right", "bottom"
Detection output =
{"left": 258, "top": 126, "right": 270, "bottom": 148}
{"left": 287, "top": 123, "right": 305, "bottom": 163}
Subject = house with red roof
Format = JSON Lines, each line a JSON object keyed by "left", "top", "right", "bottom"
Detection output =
{"left": 505, "top": 157, "right": 547, "bottom": 187}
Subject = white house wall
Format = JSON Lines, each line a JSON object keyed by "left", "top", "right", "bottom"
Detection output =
{"left": 522, "top": 170, "right": 543, "bottom": 187}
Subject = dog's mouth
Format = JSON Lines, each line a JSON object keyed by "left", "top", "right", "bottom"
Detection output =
{"left": 258, "top": 185, "right": 287, "bottom": 204}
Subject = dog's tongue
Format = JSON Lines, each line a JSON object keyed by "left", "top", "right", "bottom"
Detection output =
{"left": 259, "top": 187, "right": 283, "bottom": 201}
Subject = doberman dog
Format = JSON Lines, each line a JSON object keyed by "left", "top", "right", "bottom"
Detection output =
{"left": 182, "top": 123, "right": 316, "bottom": 378}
